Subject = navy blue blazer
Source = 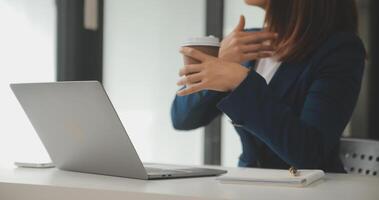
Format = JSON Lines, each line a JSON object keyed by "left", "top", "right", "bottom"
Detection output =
{"left": 170, "top": 31, "right": 365, "bottom": 173}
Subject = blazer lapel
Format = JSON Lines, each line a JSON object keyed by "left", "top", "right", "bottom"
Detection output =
{"left": 268, "top": 61, "right": 307, "bottom": 99}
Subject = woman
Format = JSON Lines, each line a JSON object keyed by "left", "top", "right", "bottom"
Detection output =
{"left": 171, "top": 0, "right": 365, "bottom": 173}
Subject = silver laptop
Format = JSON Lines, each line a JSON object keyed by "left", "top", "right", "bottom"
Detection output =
{"left": 10, "top": 81, "right": 226, "bottom": 180}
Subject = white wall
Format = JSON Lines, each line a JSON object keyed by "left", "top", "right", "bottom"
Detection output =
{"left": 0, "top": 0, "right": 56, "bottom": 168}
{"left": 222, "top": 1, "right": 264, "bottom": 167}
{"left": 103, "top": 0, "right": 206, "bottom": 165}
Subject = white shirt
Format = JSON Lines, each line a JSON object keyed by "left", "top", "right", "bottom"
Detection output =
{"left": 255, "top": 58, "right": 282, "bottom": 84}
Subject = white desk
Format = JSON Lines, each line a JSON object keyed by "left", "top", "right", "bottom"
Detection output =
{"left": 0, "top": 166, "right": 378, "bottom": 200}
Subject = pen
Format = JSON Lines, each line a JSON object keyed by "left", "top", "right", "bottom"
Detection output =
{"left": 289, "top": 166, "right": 299, "bottom": 177}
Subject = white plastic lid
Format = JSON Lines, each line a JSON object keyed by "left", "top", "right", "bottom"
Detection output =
{"left": 181, "top": 35, "right": 220, "bottom": 47}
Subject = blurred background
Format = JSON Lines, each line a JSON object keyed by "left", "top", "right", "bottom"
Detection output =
{"left": 0, "top": 0, "right": 377, "bottom": 169}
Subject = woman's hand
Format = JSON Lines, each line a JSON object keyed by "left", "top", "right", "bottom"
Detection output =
{"left": 219, "top": 15, "right": 278, "bottom": 63}
{"left": 177, "top": 47, "right": 250, "bottom": 96}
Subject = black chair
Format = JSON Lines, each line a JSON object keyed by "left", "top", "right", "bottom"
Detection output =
{"left": 339, "top": 138, "right": 379, "bottom": 176}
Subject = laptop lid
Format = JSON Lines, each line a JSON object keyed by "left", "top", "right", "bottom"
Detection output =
{"left": 10, "top": 81, "right": 148, "bottom": 179}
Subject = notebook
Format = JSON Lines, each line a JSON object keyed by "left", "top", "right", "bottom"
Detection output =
{"left": 217, "top": 168, "right": 325, "bottom": 187}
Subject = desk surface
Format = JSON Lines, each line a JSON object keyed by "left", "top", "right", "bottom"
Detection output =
{"left": 0, "top": 166, "right": 378, "bottom": 200}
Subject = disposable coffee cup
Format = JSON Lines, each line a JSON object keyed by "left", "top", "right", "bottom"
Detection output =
{"left": 181, "top": 36, "right": 220, "bottom": 65}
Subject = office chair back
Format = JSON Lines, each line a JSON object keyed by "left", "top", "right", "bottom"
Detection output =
{"left": 340, "top": 138, "right": 379, "bottom": 176}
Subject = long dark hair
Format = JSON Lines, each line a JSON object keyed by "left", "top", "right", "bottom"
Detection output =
{"left": 265, "top": 0, "right": 359, "bottom": 62}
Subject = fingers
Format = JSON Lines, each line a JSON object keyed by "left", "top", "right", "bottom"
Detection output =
{"left": 240, "top": 43, "right": 275, "bottom": 53}
{"left": 179, "top": 64, "right": 203, "bottom": 76}
{"left": 242, "top": 51, "right": 274, "bottom": 61}
{"left": 177, "top": 83, "right": 204, "bottom": 96}
{"left": 177, "top": 73, "right": 203, "bottom": 86}
{"left": 233, "top": 15, "right": 245, "bottom": 32}
{"left": 240, "top": 32, "right": 278, "bottom": 44}
{"left": 180, "top": 47, "right": 214, "bottom": 62}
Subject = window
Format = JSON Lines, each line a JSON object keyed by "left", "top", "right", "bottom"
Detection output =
{"left": 0, "top": 0, "right": 56, "bottom": 168}
{"left": 103, "top": 0, "right": 206, "bottom": 165}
